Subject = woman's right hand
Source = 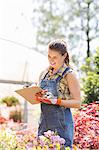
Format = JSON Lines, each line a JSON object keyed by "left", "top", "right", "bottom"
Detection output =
{"left": 35, "top": 89, "right": 48, "bottom": 97}
{"left": 35, "top": 89, "right": 48, "bottom": 103}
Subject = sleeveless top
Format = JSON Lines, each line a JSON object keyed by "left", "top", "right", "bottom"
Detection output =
{"left": 39, "top": 63, "right": 73, "bottom": 100}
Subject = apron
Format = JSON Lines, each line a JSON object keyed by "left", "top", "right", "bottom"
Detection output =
{"left": 38, "top": 67, "right": 74, "bottom": 148}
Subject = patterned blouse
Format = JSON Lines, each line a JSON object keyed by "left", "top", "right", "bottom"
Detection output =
{"left": 39, "top": 63, "right": 73, "bottom": 100}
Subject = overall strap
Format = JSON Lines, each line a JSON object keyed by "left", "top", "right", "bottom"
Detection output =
{"left": 56, "top": 67, "right": 70, "bottom": 83}
{"left": 43, "top": 72, "right": 49, "bottom": 80}
{"left": 39, "top": 70, "right": 49, "bottom": 83}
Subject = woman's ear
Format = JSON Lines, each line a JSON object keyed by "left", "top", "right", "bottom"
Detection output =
{"left": 63, "top": 53, "right": 67, "bottom": 59}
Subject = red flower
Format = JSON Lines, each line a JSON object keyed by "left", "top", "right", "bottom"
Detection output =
{"left": 0, "top": 116, "right": 7, "bottom": 124}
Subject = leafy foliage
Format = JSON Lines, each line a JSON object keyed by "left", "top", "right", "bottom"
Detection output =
{"left": 81, "top": 48, "right": 99, "bottom": 103}
{"left": 0, "top": 96, "right": 20, "bottom": 106}
{"left": 32, "top": 0, "right": 99, "bottom": 58}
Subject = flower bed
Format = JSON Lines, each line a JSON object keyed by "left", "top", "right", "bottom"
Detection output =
{"left": 0, "top": 102, "right": 98, "bottom": 149}
{"left": 0, "top": 121, "right": 71, "bottom": 150}
{"left": 73, "top": 102, "right": 99, "bottom": 149}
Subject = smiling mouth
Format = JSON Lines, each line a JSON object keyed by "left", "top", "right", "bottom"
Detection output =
{"left": 50, "top": 62, "right": 56, "bottom": 66}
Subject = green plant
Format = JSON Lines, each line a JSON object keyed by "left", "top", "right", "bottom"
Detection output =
{"left": 82, "top": 72, "right": 99, "bottom": 103}
{"left": 0, "top": 96, "right": 20, "bottom": 106}
{"left": 10, "top": 111, "right": 22, "bottom": 122}
{"left": 81, "top": 48, "right": 99, "bottom": 103}
{"left": 0, "top": 96, "right": 22, "bottom": 122}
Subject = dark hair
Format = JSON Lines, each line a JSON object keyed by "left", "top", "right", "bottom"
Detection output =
{"left": 48, "top": 39, "right": 69, "bottom": 66}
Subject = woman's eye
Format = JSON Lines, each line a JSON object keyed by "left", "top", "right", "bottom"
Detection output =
{"left": 48, "top": 55, "right": 57, "bottom": 60}
{"left": 48, "top": 56, "right": 51, "bottom": 59}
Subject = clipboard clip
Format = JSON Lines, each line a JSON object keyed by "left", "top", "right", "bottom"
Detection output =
{"left": 23, "top": 82, "right": 38, "bottom": 88}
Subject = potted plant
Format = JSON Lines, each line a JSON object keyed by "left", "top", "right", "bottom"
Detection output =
{"left": 0, "top": 96, "right": 22, "bottom": 122}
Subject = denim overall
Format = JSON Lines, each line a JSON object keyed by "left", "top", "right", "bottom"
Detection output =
{"left": 38, "top": 67, "right": 74, "bottom": 148}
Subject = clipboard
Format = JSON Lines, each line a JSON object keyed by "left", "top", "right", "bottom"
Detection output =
{"left": 15, "top": 86, "right": 42, "bottom": 104}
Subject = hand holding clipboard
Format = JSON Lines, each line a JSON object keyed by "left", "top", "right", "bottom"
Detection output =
{"left": 15, "top": 86, "right": 43, "bottom": 104}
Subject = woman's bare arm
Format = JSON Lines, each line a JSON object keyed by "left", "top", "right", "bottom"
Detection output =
{"left": 60, "top": 72, "right": 81, "bottom": 108}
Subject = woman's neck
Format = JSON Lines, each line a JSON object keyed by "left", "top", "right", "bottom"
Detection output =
{"left": 53, "top": 63, "right": 66, "bottom": 74}
{"left": 49, "top": 63, "right": 67, "bottom": 75}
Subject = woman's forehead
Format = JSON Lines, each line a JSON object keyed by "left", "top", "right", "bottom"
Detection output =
{"left": 48, "top": 49, "right": 60, "bottom": 55}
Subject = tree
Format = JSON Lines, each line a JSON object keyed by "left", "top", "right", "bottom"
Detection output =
{"left": 32, "top": 0, "right": 67, "bottom": 54}
{"left": 32, "top": 0, "right": 99, "bottom": 58}
{"left": 67, "top": 0, "right": 99, "bottom": 58}
{"left": 81, "top": 47, "right": 99, "bottom": 103}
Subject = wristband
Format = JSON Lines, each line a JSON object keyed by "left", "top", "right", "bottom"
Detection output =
{"left": 56, "top": 98, "right": 62, "bottom": 105}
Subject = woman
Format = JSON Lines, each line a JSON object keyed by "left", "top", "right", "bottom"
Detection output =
{"left": 36, "top": 39, "right": 81, "bottom": 149}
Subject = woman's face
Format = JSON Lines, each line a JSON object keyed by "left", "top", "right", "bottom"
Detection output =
{"left": 48, "top": 49, "right": 66, "bottom": 71}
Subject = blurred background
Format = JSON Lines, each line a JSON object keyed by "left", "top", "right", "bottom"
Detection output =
{"left": 0, "top": 0, "right": 99, "bottom": 126}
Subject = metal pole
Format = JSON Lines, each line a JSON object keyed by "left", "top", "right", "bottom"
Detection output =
{"left": 23, "top": 83, "right": 29, "bottom": 123}
{"left": 23, "top": 100, "right": 28, "bottom": 123}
